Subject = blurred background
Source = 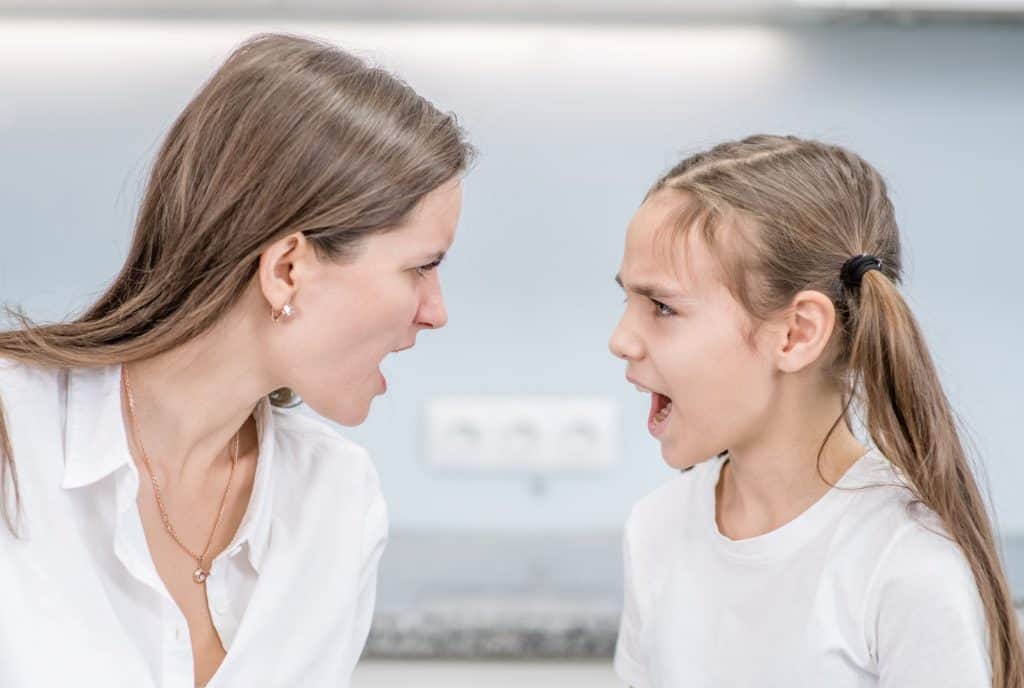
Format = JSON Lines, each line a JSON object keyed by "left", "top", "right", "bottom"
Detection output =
{"left": 1, "top": 1, "right": 1022, "bottom": 685}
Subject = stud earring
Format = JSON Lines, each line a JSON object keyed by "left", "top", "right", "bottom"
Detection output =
{"left": 271, "top": 302, "right": 295, "bottom": 323}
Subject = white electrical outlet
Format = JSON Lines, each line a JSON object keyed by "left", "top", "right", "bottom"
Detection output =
{"left": 426, "top": 396, "right": 617, "bottom": 472}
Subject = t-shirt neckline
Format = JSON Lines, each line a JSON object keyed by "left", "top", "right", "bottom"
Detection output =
{"left": 703, "top": 448, "right": 885, "bottom": 562}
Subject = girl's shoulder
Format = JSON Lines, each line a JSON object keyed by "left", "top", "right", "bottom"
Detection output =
{"left": 828, "top": 453, "right": 984, "bottom": 636}
{"left": 834, "top": 450, "right": 959, "bottom": 557}
{"left": 856, "top": 505, "right": 987, "bottom": 672}
{"left": 625, "top": 455, "right": 723, "bottom": 543}
{"left": 854, "top": 491, "right": 980, "bottom": 612}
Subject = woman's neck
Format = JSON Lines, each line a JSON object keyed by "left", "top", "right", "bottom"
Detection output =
{"left": 120, "top": 310, "right": 274, "bottom": 488}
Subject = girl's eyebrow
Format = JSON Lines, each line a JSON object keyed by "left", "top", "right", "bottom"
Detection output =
{"left": 614, "top": 273, "right": 680, "bottom": 299}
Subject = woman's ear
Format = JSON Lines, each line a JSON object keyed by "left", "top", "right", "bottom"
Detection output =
{"left": 774, "top": 290, "right": 837, "bottom": 374}
{"left": 257, "top": 232, "right": 315, "bottom": 311}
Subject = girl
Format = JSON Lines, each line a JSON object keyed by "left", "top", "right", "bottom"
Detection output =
{"left": 609, "top": 135, "right": 1022, "bottom": 687}
{"left": 0, "top": 34, "right": 472, "bottom": 687}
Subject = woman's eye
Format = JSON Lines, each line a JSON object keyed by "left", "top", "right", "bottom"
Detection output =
{"left": 415, "top": 260, "right": 442, "bottom": 277}
{"left": 652, "top": 299, "right": 676, "bottom": 317}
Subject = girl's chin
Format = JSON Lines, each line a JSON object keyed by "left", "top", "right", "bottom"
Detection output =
{"left": 660, "top": 441, "right": 705, "bottom": 472}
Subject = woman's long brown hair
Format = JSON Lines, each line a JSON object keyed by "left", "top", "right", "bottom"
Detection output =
{"left": 0, "top": 33, "right": 473, "bottom": 534}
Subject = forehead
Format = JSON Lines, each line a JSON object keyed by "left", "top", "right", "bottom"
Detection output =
{"left": 625, "top": 190, "right": 677, "bottom": 257}
{"left": 366, "top": 178, "right": 462, "bottom": 254}
{"left": 622, "top": 190, "right": 717, "bottom": 291}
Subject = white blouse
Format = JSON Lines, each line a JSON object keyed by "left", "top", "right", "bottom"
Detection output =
{"left": 0, "top": 360, "right": 388, "bottom": 687}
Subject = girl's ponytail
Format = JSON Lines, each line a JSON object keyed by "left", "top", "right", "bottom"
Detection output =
{"left": 849, "top": 264, "right": 1024, "bottom": 688}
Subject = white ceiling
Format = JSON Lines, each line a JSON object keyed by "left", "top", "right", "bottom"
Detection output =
{"left": 0, "top": 0, "right": 1020, "bottom": 18}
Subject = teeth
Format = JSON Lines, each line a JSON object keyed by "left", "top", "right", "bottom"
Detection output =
{"left": 653, "top": 401, "right": 673, "bottom": 424}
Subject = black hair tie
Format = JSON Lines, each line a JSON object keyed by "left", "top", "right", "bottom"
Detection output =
{"left": 840, "top": 254, "right": 883, "bottom": 290}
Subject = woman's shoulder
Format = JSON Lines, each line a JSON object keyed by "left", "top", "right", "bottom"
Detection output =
{"left": 268, "top": 405, "right": 381, "bottom": 495}
{"left": 0, "top": 359, "right": 66, "bottom": 434}
{"left": 264, "top": 405, "right": 387, "bottom": 550}
{"left": 0, "top": 357, "right": 63, "bottom": 395}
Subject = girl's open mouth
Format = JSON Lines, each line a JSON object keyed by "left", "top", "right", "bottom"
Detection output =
{"left": 648, "top": 392, "right": 673, "bottom": 437}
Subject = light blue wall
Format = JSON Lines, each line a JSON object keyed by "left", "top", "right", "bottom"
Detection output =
{"left": 1, "top": 18, "right": 1021, "bottom": 533}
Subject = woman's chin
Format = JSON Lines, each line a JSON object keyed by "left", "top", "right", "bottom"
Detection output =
{"left": 335, "top": 403, "right": 372, "bottom": 427}
{"left": 305, "top": 396, "right": 372, "bottom": 427}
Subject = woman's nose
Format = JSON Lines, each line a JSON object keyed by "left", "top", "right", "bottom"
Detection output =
{"left": 417, "top": 281, "right": 448, "bottom": 330}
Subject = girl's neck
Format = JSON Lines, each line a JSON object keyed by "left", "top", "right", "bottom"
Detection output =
{"left": 715, "top": 381, "right": 869, "bottom": 540}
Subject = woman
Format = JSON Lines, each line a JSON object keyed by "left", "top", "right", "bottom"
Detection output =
{"left": 0, "top": 33, "right": 473, "bottom": 687}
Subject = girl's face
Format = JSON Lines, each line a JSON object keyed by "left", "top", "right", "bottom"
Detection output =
{"left": 609, "top": 190, "right": 783, "bottom": 470}
{"left": 270, "top": 177, "right": 463, "bottom": 426}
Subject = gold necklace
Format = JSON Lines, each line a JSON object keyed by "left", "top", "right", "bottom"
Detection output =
{"left": 122, "top": 366, "right": 238, "bottom": 585}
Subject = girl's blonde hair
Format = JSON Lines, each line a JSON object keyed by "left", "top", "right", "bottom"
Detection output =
{"left": 653, "top": 134, "right": 1022, "bottom": 687}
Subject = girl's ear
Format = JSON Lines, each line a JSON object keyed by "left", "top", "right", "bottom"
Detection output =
{"left": 774, "top": 290, "right": 837, "bottom": 374}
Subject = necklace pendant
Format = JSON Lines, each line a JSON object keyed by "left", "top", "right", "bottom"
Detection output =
{"left": 193, "top": 567, "right": 209, "bottom": 584}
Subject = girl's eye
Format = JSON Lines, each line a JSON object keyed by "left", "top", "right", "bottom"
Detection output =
{"left": 652, "top": 299, "right": 676, "bottom": 317}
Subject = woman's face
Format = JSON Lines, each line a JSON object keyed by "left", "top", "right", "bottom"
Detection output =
{"left": 609, "top": 190, "right": 782, "bottom": 470}
{"left": 275, "top": 177, "right": 463, "bottom": 425}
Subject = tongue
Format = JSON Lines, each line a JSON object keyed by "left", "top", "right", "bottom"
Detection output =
{"left": 649, "top": 392, "right": 670, "bottom": 423}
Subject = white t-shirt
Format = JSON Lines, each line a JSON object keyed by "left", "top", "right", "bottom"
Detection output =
{"left": 0, "top": 361, "right": 388, "bottom": 687}
{"left": 614, "top": 450, "right": 991, "bottom": 688}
